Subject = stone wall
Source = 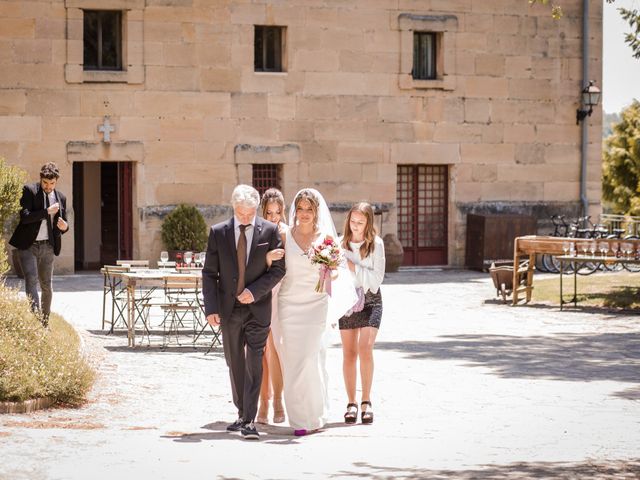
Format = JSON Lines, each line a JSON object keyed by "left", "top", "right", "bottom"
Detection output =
{"left": 0, "top": 0, "right": 603, "bottom": 271}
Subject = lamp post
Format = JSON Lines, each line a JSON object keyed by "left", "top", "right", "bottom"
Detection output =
{"left": 576, "top": 80, "right": 601, "bottom": 124}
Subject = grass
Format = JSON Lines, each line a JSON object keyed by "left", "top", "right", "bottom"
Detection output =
{"left": 0, "top": 282, "right": 96, "bottom": 405}
{"left": 531, "top": 270, "right": 640, "bottom": 310}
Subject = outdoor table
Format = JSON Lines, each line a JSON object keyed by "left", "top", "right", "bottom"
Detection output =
{"left": 120, "top": 270, "right": 201, "bottom": 347}
{"left": 557, "top": 255, "right": 640, "bottom": 310}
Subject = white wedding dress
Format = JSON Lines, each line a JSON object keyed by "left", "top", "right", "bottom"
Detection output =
{"left": 273, "top": 228, "right": 330, "bottom": 430}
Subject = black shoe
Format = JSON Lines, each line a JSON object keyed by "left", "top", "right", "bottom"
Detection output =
{"left": 361, "top": 401, "right": 373, "bottom": 424}
{"left": 344, "top": 403, "right": 358, "bottom": 424}
{"left": 241, "top": 422, "right": 260, "bottom": 440}
{"left": 226, "top": 418, "right": 244, "bottom": 432}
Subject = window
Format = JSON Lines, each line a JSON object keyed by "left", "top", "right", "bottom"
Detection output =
{"left": 252, "top": 164, "right": 282, "bottom": 195}
{"left": 254, "top": 26, "right": 285, "bottom": 72}
{"left": 398, "top": 13, "right": 457, "bottom": 90}
{"left": 413, "top": 32, "right": 436, "bottom": 80}
{"left": 83, "top": 10, "right": 122, "bottom": 71}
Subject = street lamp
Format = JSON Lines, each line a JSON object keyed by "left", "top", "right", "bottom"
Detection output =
{"left": 576, "top": 80, "right": 601, "bottom": 124}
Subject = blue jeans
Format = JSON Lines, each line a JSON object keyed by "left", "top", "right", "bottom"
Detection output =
{"left": 18, "top": 242, "right": 55, "bottom": 320}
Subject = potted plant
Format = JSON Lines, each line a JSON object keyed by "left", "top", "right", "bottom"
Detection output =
{"left": 160, "top": 204, "right": 208, "bottom": 261}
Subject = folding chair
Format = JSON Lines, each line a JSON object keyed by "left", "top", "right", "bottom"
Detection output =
{"left": 160, "top": 275, "right": 201, "bottom": 348}
{"left": 194, "top": 287, "right": 222, "bottom": 354}
{"left": 101, "top": 265, "right": 130, "bottom": 333}
{"left": 116, "top": 259, "right": 150, "bottom": 268}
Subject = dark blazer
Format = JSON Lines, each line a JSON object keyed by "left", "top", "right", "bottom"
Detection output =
{"left": 9, "top": 182, "right": 68, "bottom": 256}
{"left": 202, "top": 216, "right": 285, "bottom": 324}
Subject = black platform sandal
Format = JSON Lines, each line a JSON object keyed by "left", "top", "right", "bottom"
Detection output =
{"left": 361, "top": 401, "right": 373, "bottom": 424}
{"left": 344, "top": 403, "right": 358, "bottom": 424}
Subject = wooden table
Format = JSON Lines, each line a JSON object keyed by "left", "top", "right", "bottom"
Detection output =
{"left": 557, "top": 255, "right": 640, "bottom": 310}
{"left": 513, "top": 236, "right": 640, "bottom": 305}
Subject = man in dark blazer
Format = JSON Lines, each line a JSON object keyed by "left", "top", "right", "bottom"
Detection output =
{"left": 9, "top": 162, "right": 69, "bottom": 325}
{"left": 202, "top": 184, "right": 285, "bottom": 440}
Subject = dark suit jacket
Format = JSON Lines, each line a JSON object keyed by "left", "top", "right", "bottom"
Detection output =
{"left": 202, "top": 216, "right": 285, "bottom": 325}
{"left": 9, "top": 182, "right": 69, "bottom": 256}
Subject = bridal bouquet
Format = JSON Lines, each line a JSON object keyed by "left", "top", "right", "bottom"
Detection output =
{"left": 306, "top": 235, "right": 342, "bottom": 295}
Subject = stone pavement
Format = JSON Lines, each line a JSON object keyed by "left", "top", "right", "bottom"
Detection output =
{"left": 1, "top": 269, "right": 639, "bottom": 480}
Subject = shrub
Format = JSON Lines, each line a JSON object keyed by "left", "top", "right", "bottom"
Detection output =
{"left": 0, "top": 158, "right": 26, "bottom": 276}
{"left": 160, "top": 204, "right": 208, "bottom": 251}
{"left": 0, "top": 283, "right": 96, "bottom": 405}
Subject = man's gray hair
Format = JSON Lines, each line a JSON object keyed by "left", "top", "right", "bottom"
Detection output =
{"left": 231, "top": 184, "right": 260, "bottom": 209}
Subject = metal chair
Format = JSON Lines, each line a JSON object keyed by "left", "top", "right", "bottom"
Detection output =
{"left": 194, "top": 288, "right": 222, "bottom": 354}
{"left": 101, "top": 265, "right": 130, "bottom": 333}
{"left": 159, "top": 275, "right": 201, "bottom": 348}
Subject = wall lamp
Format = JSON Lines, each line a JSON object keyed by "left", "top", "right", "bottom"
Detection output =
{"left": 576, "top": 80, "right": 601, "bottom": 124}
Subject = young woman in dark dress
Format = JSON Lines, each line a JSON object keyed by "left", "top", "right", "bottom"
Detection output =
{"left": 339, "top": 202, "right": 385, "bottom": 424}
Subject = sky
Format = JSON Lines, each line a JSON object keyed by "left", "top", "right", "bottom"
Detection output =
{"left": 602, "top": 0, "right": 640, "bottom": 113}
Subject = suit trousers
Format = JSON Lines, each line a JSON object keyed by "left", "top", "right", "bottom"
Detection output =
{"left": 221, "top": 303, "right": 270, "bottom": 423}
{"left": 18, "top": 242, "right": 55, "bottom": 320}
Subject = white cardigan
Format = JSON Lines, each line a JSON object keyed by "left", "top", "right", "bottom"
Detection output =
{"left": 341, "top": 236, "right": 386, "bottom": 294}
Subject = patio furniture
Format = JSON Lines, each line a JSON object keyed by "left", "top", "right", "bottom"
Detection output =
{"left": 116, "top": 259, "right": 150, "bottom": 268}
{"left": 101, "top": 265, "right": 130, "bottom": 333}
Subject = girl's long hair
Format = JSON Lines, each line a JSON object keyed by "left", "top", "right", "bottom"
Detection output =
{"left": 260, "top": 188, "right": 287, "bottom": 224}
{"left": 341, "top": 202, "right": 377, "bottom": 258}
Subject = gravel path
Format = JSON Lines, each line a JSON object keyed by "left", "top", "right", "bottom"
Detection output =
{"left": 1, "top": 270, "right": 639, "bottom": 479}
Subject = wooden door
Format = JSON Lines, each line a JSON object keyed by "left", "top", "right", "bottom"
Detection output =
{"left": 100, "top": 162, "right": 133, "bottom": 265}
{"left": 397, "top": 165, "right": 448, "bottom": 265}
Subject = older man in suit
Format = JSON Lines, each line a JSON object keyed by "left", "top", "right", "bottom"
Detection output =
{"left": 202, "top": 184, "right": 285, "bottom": 440}
{"left": 9, "top": 162, "right": 69, "bottom": 325}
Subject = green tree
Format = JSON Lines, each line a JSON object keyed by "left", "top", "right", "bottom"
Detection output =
{"left": 0, "top": 158, "right": 26, "bottom": 276}
{"left": 602, "top": 100, "right": 640, "bottom": 214}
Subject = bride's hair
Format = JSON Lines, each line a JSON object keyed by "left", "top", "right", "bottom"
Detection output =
{"left": 341, "top": 202, "right": 377, "bottom": 258}
{"left": 292, "top": 188, "right": 320, "bottom": 232}
{"left": 260, "top": 188, "right": 287, "bottom": 224}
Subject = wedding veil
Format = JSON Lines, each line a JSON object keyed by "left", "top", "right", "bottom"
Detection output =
{"left": 288, "top": 188, "right": 358, "bottom": 325}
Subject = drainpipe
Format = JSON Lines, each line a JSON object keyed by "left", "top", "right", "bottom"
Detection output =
{"left": 579, "top": 0, "right": 589, "bottom": 217}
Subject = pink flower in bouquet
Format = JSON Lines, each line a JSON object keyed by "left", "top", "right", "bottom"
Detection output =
{"left": 306, "top": 235, "right": 342, "bottom": 295}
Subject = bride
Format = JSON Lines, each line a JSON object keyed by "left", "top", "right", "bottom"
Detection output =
{"left": 272, "top": 188, "right": 356, "bottom": 436}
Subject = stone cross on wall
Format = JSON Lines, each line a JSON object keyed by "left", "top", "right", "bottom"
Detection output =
{"left": 98, "top": 116, "right": 115, "bottom": 143}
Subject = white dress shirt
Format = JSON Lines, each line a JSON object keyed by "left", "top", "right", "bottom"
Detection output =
{"left": 341, "top": 235, "right": 386, "bottom": 294}
{"left": 35, "top": 190, "right": 56, "bottom": 241}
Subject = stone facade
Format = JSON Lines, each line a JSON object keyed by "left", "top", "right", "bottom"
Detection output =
{"left": 0, "top": 0, "right": 603, "bottom": 272}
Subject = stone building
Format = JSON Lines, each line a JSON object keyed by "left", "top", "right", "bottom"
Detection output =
{"left": 0, "top": 0, "right": 603, "bottom": 272}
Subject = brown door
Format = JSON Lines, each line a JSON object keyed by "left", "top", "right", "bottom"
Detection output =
{"left": 100, "top": 162, "right": 133, "bottom": 265}
{"left": 119, "top": 162, "right": 133, "bottom": 260}
{"left": 397, "top": 165, "right": 448, "bottom": 265}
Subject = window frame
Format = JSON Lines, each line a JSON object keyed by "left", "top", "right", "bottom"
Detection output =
{"left": 83, "top": 9, "right": 123, "bottom": 72}
{"left": 65, "top": 0, "right": 144, "bottom": 85}
{"left": 398, "top": 13, "right": 457, "bottom": 90}
{"left": 252, "top": 163, "right": 283, "bottom": 196}
{"left": 254, "top": 25, "right": 287, "bottom": 73}
{"left": 412, "top": 32, "right": 437, "bottom": 80}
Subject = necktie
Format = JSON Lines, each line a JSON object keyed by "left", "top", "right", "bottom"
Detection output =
{"left": 236, "top": 224, "right": 248, "bottom": 295}
{"left": 45, "top": 193, "right": 53, "bottom": 243}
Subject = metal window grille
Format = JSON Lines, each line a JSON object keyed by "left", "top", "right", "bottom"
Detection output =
{"left": 412, "top": 32, "right": 436, "bottom": 80}
{"left": 252, "top": 164, "right": 281, "bottom": 196}
{"left": 83, "top": 10, "right": 122, "bottom": 71}
{"left": 254, "top": 26, "right": 284, "bottom": 72}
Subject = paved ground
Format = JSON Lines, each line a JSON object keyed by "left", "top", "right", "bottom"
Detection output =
{"left": 1, "top": 269, "right": 639, "bottom": 480}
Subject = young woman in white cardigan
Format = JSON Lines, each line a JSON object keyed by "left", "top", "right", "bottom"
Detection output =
{"left": 339, "top": 202, "right": 385, "bottom": 425}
